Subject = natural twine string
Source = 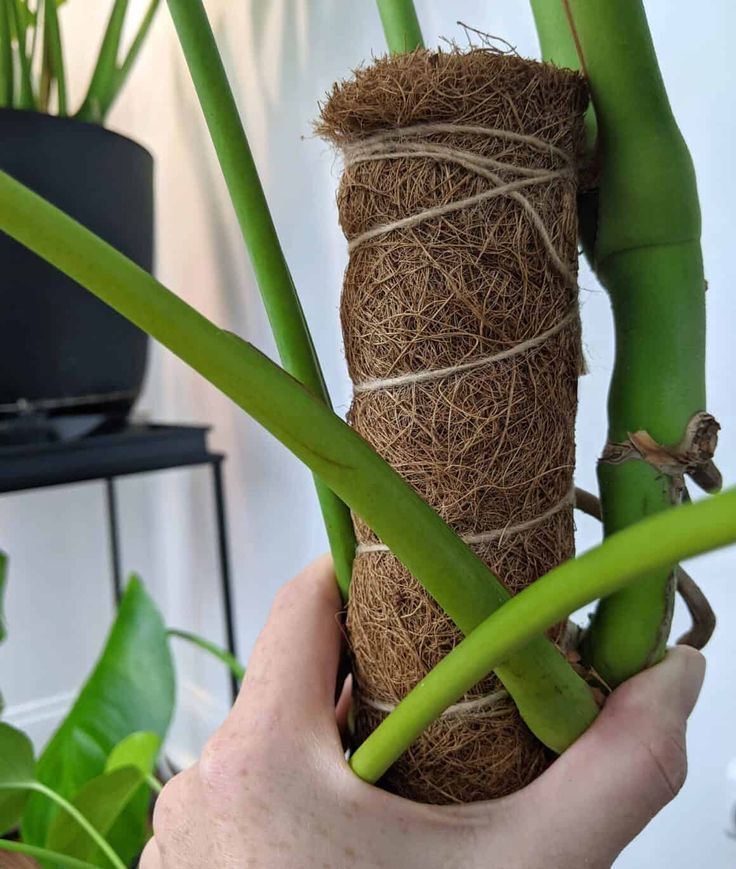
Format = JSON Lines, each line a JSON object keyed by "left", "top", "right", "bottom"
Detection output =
{"left": 355, "top": 483, "right": 576, "bottom": 555}
{"left": 343, "top": 123, "right": 576, "bottom": 284}
{"left": 360, "top": 688, "right": 510, "bottom": 720}
{"left": 353, "top": 309, "right": 578, "bottom": 394}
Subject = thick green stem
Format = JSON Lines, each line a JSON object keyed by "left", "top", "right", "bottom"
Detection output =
{"left": 166, "top": 0, "right": 355, "bottom": 599}
{"left": 376, "top": 0, "right": 424, "bottom": 53}
{"left": 532, "top": 0, "right": 708, "bottom": 687}
{"left": 352, "top": 487, "right": 736, "bottom": 782}
{"left": 0, "top": 168, "right": 598, "bottom": 751}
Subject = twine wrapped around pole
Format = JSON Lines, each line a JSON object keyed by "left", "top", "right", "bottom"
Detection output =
{"left": 319, "top": 49, "right": 588, "bottom": 804}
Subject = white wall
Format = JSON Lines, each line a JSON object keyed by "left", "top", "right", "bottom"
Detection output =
{"left": 1, "top": 1, "right": 734, "bottom": 865}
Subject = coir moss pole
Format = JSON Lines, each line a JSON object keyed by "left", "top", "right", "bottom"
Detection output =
{"left": 319, "top": 49, "right": 589, "bottom": 803}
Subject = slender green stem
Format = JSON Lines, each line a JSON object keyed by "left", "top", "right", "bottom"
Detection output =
{"left": 551, "top": 0, "right": 708, "bottom": 687}
{"left": 9, "top": 1, "right": 34, "bottom": 108}
{"left": 44, "top": 0, "right": 66, "bottom": 115}
{"left": 166, "top": 0, "right": 356, "bottom": 599}
{"left": 168, "top": 628, "right": 245, "bottom": 681}
{"left": 27, "top": 0, "right": 40, "bottom": 71}
{"left": 376, "top": 0, "right": 424, "bottom": 53}
{"left": 352, "top": 488, "right": 736, "bottom": 782}
{"left": 0, "top": 1, "right": 12, "bottom": 106}
{"left": 76, "top": 0, "right": 129, "bottom": 123}
{"left": 146, "top": 774, "right": 163, "bottom": 794}
{"left": 0, "top": 167, "right": 598, "bottom": 752}
{"left": 0, "top": 782, "right": 125, "bottom": 869}
{"left": 98, "top": 0, "right": 160, "bottom": 122}
{"left": 0, "top": 838, "right": 99, "bottom": 869}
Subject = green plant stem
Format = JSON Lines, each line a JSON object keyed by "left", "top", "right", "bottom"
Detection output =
{"left": 166, "top": 0, "right": 355, "bottom": 600}
{"left": 77, "top": 0, "right": 129, "bottom": 122}
{"left": 376, "top": 0, "right": 424, "bottom": 53}
{"left": 352, "top": 487, "right": 736, "bottom": 782}
{"left": 44, "top": 0, "right": 66, "bottom": 115}
{"left": 0, "top": 167, "right": 598, "bottom": 753}
{"left": 545, "top": 0, "right": 708, "bottom": 688}
{"left": 27, "top": 0, "right": 40, "bottom": 71}
{"left": 530, "top": 0, "right": 599, "bottom": 258}
{"left": 9, "top": 2, "right": 34, "bottom": 108}
{"left": 0, "top": 3, "right": 10, "bottom": 114}
{"left": 98, "top": 0, "right": 160, "bottom": 122}
{"left": 0, "top": 782, "right": 125, "bottom": 869}
{"left": 146, "top": 775, "right": 163, "bottom": 794}
{"left": 0, "top": 838, "right": 99, "bottom": 869}
{"left": 168, "top": 628, "right": 245, "bottom": 681}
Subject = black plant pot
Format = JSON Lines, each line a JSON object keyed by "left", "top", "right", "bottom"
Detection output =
{"left": 0, "top": 109, "right": 153, "bottom": 426}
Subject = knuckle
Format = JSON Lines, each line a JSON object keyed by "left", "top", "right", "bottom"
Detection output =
{"left": 272, "top": 576, "right": 301, "bottom": 612}
{"left": 641, "top": 727, "right": 688, "bottom": 802}
{"left": 198, "top": 730, "right": 241, "bottom": 790}
{"left": 198, "top": 727, "right": 274, "bottom": 792}
{"left": 152, "top": 769, "right": 187, "bottom": 835}
{"left": 138, "top": 838, "right": 159, "bottom": 869}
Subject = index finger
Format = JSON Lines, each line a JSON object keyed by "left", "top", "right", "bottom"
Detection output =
{"left": 228, "top": 555, "right": 345, "bottom": 736}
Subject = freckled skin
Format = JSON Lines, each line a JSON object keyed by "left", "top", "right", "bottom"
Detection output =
{"left": 140, "top": 556, "right": 704, "bottom": 869}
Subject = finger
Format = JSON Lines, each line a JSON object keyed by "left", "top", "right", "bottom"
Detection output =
{"left": 139, "top": 838, "right": 163, "bottom": 869}
{"left": 231, "top": 554, "right": 344, "bottom": 732}
{"left": 511, "top": 646, "right": 705, "bottom": 868}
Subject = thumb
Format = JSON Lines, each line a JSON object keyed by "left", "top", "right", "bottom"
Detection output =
{"left": 513, "top": 646, "right": 705, "bottom": 868}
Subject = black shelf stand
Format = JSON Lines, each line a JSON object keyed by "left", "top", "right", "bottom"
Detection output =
{"left": 0, "top": 423, "right": 239, "bottom": 700}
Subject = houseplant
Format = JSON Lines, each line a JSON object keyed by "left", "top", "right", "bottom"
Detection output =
{"left": 0, "top": 1, "right": 160, "bottom": 432}
{"left": 0, "top": 554, "right": 244, "bottom": 867}
{"left": 0, "top": 0, "right": 733, "bottom": 864}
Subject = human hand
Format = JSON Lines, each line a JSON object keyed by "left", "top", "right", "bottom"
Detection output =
{"left": 141, "top": 555, "right": 705, "bottom": 869}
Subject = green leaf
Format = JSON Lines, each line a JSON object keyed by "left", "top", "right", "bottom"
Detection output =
{"left": 103, "top": 732, "right": 160, "bottom": 865}
{"left": 8, "top": 1, "right": 34, "bottom": 108}
{"left": 0, "top": 722, "right": 35, "bottom": 835}
{"left": 44, "top": 0, "right": 67, "bottom": 115}
{"left": 12, "top": 1, "right": 35, "bottom": 31}
{"left": 76, "top": 0, "right": 129, "bottom": 123}
{"left": 97, "top": 0, "right": 161, "bottom": 122}
{"left": 22, "top": 576, "right": 175, "bottom": 848}
{"left": 105, "top": 731, "right": 161, "bottom": 775}
{"left": 46, "top": 767, "right": 143, "bottom": 863}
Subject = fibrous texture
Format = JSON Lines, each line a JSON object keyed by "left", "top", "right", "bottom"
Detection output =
{"left": 319, "top": 49, "right": 587, "bottom": 804}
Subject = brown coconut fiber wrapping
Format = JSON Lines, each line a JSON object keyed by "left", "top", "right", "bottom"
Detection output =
{"left": 318, "top": 49, "right": 588, "bottom": 804}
